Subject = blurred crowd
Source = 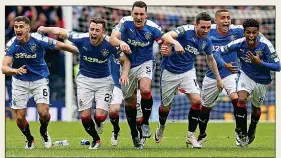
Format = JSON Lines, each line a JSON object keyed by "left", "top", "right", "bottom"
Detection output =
{"left": 5, "top": 6, "right": 276, "bottom": 102}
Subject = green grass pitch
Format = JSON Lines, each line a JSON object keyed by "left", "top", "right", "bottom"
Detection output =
{"left": 5, "top": 120, "right": 275, "bottom": 157}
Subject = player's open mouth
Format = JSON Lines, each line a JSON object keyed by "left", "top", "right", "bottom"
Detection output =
{"left": 16, "top": 32, "right": 23, "bottom": 37}
{"left": 91, "top": 35, "right": 97, "bottom": 40}
{"left": 222, "top": 25, "right": 229, "bottom": 31}
{"left": 248, "top": 39, "right": 255, "bottom": 45}
{"left": 135, "top": 21, "right": 142, "bottom": 25}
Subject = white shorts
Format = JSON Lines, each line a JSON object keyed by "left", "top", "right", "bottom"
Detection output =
{"left": 237, "top": 71, "right": 267, "bottom": 107}
{"left": 110, "top": 86, "right": 123, "bottom": 105}
{"left": 161, "top": 68, "right": 200, "bottom": 106}
{"left": 122, "top": 60, "right": 153, "bottom": 99}
{"left": 76, "top": 74, "right": 114, "bottom": 112}
{"left": 201, "top": 74, "right": 238, "bottom": 107}
{"left": 11, "top": 77, "right": 50, "bottom": 109}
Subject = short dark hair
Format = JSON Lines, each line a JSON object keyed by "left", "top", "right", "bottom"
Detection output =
{"left": 215, "top": 9, "right": 230, "bottom": 17}
{"left": 243, "top": 19, "right": 259, "bottom": 30}
{"left": 196, "top": 12, "right": 212, "bottom": 24}
{"left": 132, "top": 1, "right": 147, "bottom": 12}
{"left": 90, "top": 17, "right": 107, "bottom": 30}
{"left": 14, "top": 16, "right": 30, "bottom": 26}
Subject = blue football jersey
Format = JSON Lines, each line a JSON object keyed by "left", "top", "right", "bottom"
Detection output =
{"left": 113, "top": 16, "right": 162, "bottom": 68}
{"left": 214, "top": 36, "right": 280, "bottom": 84}
{"left": 206, "top": 24, "right": 244, "bottom": 79}
{"left": 109, "top": 55, "right": 121, "bottom": 89}
{"left": 5, "top": 33, "right": 57, "bottom": 81}
{"left": 161, "top": 25, "right": 212, "bottom": 74}
{"left": 68, "top": 32, "right": 121, "bottom": 78}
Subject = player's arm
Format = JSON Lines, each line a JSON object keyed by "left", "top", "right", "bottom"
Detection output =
{"left": 247, "top": 46, "right": 281, "bottom": 72}
{"left": 37, "top": 26, "right": 68, "bottom": 40}
{"left": 55, "top": 41, "right": 79, "bottom": 54}
{"left": 118, "top": 53, "right": 131, "bottom": 85}
{"left": 206, "top": 54, "right": 223, "bottom": 91}
{"left": 1, "top": 56, "right": 27, "bottom": 76}
{"left": 161, "top": 30, "right": 184, "bottom": 54}
{"left": 109, "top": 30, "right": 131, "bottom": 54}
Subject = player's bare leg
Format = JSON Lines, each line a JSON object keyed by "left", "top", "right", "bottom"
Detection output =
{"left": 80, "top": 108, "right": 101, "bottom": 149}
{"left": 125, "top": 91, "right": 143, "bottom": 149}
{"left": 139, "top": 77, "right": 153, "bottom": 138}
{"left": 15, "top": 109, "right": 34, "bottom": 149}
{"left": 236, "top": 90, "right": 249, "bottom": 147}
{"left": 94, "top": 108, "right": 108, "bottom": 134}
{"left": 37, "top": 103, "right": 52, "bottom": 148}
{"left": 186, "top": 93, "right": 202, "bottom": 149}
{"left": 154, "top": 104, "right": 170, "bottom": 143}
{"left": 248, "top": 104, "right": 261, "bottom": 145}
{"left": 109, "top": 104, "right": 120, "bottom": 146}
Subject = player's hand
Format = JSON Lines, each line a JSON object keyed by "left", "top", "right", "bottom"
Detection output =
{"left": 120, "top": 41, "right": 132, "bottom": 54}
{"left": 37, "top": 26, "right": 46, "bottom": 34}
{"left": 217, "top": 79, "right": 223, "bottom": 92}
{"left": 119, "top": 75, "right": 129, "bottom": 86}
{"left": 224, "top": 62, "right": 239, "bottom": 73}
{"left": 160, "top": 42, "right": 172, "bottom": 56}
{"left": 174, "top": 43, "right": 185, "bottom": 54}
{"left": 15, "top": 65, "right": 27, "bottom": 75}
{"left": 247, "top": 51, "right": 261, "bottom": 64}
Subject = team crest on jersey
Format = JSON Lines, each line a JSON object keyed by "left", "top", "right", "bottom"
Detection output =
{"left": 255, "top": 50, "right": 262, "bottom": 56}
{"left": 144, "top": 32, "right": 152, "bottom": 40}
{"left": 230, "top": 35, "right": 236, "bottom": 41}
{"left": 5, "top": 46, "right": 10, "bottom": 52}
{"left": 201, "top": 41, "right": 207, "bottom": 50}
{"left": 48, "top": 39, "right": 54, "bottom": 46}
{"left": 192, "top": 37, "right": 196, "bottom": 42}
{"left": 101, "top": 49, "right": 109, "bottom": 57}
{"left": 29, "top": 44, "right": 37, "bottom": 53}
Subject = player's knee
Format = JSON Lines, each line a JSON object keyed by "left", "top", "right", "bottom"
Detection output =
{"left": 237, "top": 98, "right": 247, "bottom": 106}
{"left": 141, "top": 91, "right": 152, "bottom": 99}
{"left": 125, "top": 98, "right": 137, "bottom": 109}
{"left": 95, "top": 115, "right": 107, "bottom": 122}
{"left": 191, "top": 103, "right": 201, "bottom": 110}
{"left": 109, "top": 111, "right": 119, "bottom": 119}
{"left": 110, "top": 105, "right": 120, "bottom": 114}
{"left": 159, "top": 105, "right": 170, "bottom": 113}
{"left": 201, "top": 106, "right": 211, "bottom": 114}
{"left": 252, "top": 106, "right": 261, "bottom": 116}
{"left": 39, "top": 113, "right": 51, "bottom": 123}
{"left": 81, "top": 115, "right": 92, "bottom": 124}
{"left": 16, "top": 117, "right": 26, "bottom": 124}
{"left": 16, "top": 113, "right": 26, "bottom": 120}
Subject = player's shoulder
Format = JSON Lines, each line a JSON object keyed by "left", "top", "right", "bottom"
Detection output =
{"left": 30, "top": 32, "right": 44, "bottom": 41}
{"left": 211, "top": 24, "right": 217, "bottom": 30}
{"left": 229, "top": 24, "right": 244, "bottom": 32}
{"left": 228, "top": 37, "right": 245, "bottom": 46}
{"left": 229, "top": 24, "right": 243, "bottom": 30}
{"left": 69, "top": 32, "right": 89, "bottom": 39}
{"left": 103, "top": 34, "right": 112, "bottom": 45}
{"left": 103, "top": 35, "right": 118, "bottom": 48}
{"left": 6, "top": 36, "right": 17, "bottom": 47}
{"left": 181, "top": 24, "right": 195, "bottom": 31}
{"left": 259, "top": 35, "right": 275, "bottom": 51}
{"left": 146, "top": 19, "right": 161, "bottom": 30}
{"left": 120, "top": 16, "right": 133, "bottom": 23}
